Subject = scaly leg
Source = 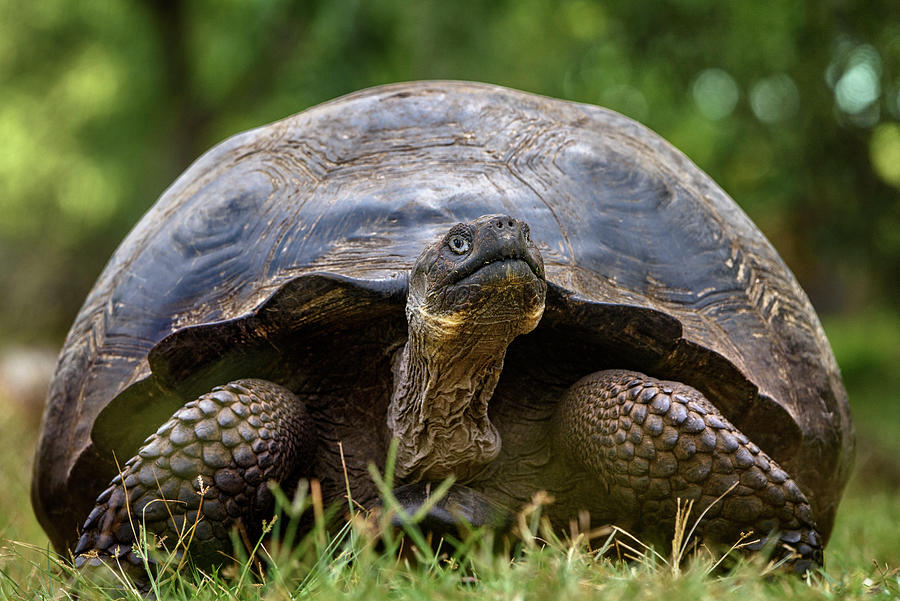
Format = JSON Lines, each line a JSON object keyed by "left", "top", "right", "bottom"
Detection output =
{"left": 74, "top": 379, "right": 316, "bottom": 574}
{"left": 555, "top": 369, "right": 822, "bottom": 571}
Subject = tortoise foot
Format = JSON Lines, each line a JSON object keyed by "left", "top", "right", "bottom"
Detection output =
{"left": 556, "top": 369, "right": 822, "bottom": 572}
{"left": 73, "top": 379, "right": 316, "bottom": 574}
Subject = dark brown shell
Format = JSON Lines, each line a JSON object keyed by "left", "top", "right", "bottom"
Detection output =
{"left": 32, "top": 81, "right": 853, "bottom": 552}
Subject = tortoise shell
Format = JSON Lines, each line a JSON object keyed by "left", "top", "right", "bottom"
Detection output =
{"left": 32, "top": 81, "right": 853, "bottom": 553}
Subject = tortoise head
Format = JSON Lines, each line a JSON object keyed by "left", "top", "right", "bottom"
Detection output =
{"left": 389, "top": 215, "right": 547, "bottom": 482}
{"left": 406, "top": 214, "right": 547, "bottom": 340}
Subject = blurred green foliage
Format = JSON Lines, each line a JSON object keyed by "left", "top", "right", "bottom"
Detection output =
{"left": 1, "top": 0, "right": 898, "bottom": 343}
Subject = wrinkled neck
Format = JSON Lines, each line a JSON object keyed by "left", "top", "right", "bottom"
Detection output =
{"left": 387, "top": 308, "right": 517, "bottom": 482}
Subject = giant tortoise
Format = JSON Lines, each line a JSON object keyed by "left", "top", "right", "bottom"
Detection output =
{"left": 32, "top": 81, "right": 853, "bottom": 573}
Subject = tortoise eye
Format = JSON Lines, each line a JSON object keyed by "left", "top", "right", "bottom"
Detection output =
{"left": 448, "top": 234, "right": 471, "bottom": 255}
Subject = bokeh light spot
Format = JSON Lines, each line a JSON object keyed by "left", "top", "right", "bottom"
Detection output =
{"left": 692, "top": 68, "right": 739, "bottom": 120}
{"left": 836, "top": 63, "right": 881, "bottom": 114}
{"left": 564, "top": 0, "right": 606, "bottom": 40}
{"left": 602, "top": 84, "right": 649, "bottom": 122}
{"left": 56, "top": 160, "right": 119, "bottom": 227}
{"left": 870, "top": 122, "right": 900, "bottom": 189}
{"left": 57, "top": 44, "right": 122, "bottom": 118}
{"left": 831, "top": 44, "right": 882, "bottom": 116}
{"left": 750, "top": 74, "right": 799, "bottom": 123}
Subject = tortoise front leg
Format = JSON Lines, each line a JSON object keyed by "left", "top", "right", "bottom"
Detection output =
{"left": 555, "top": 369, "right": 822, "bottom": 572}
{"left": 74, "top": 379, "right": 316, "bottom": 574}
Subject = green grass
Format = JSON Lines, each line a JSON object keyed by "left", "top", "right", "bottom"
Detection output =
{"left": 2, "top": 309, "right": 899, "bottom": 600}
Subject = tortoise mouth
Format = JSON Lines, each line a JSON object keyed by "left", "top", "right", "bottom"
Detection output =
{"left": 450, "top": 254, "right": 544, "bottom": 288}
{"left": 455, "top": 258, "right": 542, "bottom": 287}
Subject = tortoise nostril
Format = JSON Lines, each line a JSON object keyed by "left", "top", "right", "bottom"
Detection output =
{"left": 492, "top": 216, "right": 518, "bottom": 230}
